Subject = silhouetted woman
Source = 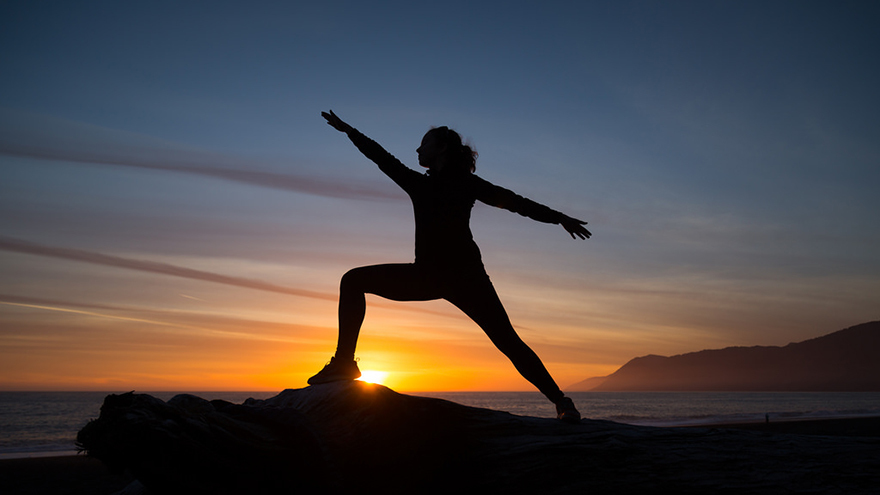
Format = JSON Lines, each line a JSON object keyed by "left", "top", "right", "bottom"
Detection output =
{"left": 309, "top": 110, "right": 591, "bottom": 421}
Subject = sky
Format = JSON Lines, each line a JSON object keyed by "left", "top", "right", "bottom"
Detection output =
{"left": 1, "top": 0, "right": 878, "bottom": 392}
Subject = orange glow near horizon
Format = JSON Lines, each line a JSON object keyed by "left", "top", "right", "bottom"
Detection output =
{"left": 0, "top": 293, "right": 633, "bottom": 393}
{"left": 1, "top": 263, "right": 828, "bottom": 394}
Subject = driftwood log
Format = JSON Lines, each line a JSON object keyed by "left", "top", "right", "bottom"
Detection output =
{"left": 78, "top": 381, "right": 880, "bottom": 494}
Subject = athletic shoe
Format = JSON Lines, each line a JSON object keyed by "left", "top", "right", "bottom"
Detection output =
{"left": 307, "top": 357, "right": 361, "bottom": 385}
{"left": 556, "top": 396, "right": 581, "bottom": 423}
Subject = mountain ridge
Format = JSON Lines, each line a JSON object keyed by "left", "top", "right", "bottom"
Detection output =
{"left": 569, "top": 321, "right": 880, "bottom": 391}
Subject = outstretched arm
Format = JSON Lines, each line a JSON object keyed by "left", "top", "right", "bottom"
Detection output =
{"left": 560, "top": 215, "right": 591, "bottom": 240}
{"left": 475, "top": 177, "right": 592, "bottom": 240}
{"left": 321, "top": 110, "right": 354, "bottom": 134}
{"left": 321, "top": 110, "right": 423, "bottom": 192}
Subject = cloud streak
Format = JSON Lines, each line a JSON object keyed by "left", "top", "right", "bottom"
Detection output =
{"left": 0, "top": 298, "right": 324, "bottom": 345}
{"left": 0, "top": 237, "right": 465, "bottom": 320}
{"left": 0, "top": 236, "right": 337, "bottom": 301}
{"left": 0, "top": 109, "right": 399, "bottom": 202}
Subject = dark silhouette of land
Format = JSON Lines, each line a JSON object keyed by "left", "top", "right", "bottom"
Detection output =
{"left": 570, "top": 321, "right": 880, "bottom": 391}
{"left": 74, "top": 381, "right": 880, "bottom": 494}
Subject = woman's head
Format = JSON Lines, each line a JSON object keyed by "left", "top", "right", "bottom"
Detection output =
{"left": 417, "top": 126, "right": 477, "bottom": 174}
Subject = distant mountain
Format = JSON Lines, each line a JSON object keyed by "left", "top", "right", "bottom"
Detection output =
{"left": 568, "top": 321, "right": 880, "bottom": 392}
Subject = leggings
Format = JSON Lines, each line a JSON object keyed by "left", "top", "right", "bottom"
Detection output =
{"left": 335, "top": 263, "right": 564, "bottom": 404}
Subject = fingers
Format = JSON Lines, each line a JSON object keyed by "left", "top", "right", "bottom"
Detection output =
{"left": 562, "top": 221, "right": 591, "bottom": 240}
{"left": 321, "top": 110, "right": 351, "bottom": 133}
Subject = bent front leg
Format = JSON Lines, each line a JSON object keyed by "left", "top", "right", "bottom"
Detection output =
{"left": 335, "top": 267, "right": 369, "bottom": 361}
{"left": 335, "top": 263, "right": 441, "bottom": 360}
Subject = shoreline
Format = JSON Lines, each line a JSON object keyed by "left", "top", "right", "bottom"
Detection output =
{"left": 1, "top": 452, "right": 82, "bottom": 461}
{"left": 2, "top": 415, "right": 878, "bottom": 494}
{"left": 681, "top": 414, "right": 880, "bottom": 437}
{"left": 3, "top": 415, "right": 878, "bottom": 462}
{"left": 3, "top": 414, "right": 878, "bottom": 461}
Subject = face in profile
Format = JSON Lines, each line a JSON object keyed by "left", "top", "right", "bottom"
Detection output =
{"left": 417, "top": 130, "right": 447, "bottom": 171}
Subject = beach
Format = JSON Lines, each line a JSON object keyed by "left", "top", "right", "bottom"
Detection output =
{"left": 3, "top": 412, "right": 879, "bottom": 494}
{"left": 688, "top": 414, "right": 880, "bottom": 437}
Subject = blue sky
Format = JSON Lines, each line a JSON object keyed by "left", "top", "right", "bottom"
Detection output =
{"left": 1, "top": 1, "right": 878, "bottom": 390}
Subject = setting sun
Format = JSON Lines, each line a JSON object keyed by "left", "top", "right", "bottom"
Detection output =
{"left": 357, "top": 370, "right": 389, "bottom": 385}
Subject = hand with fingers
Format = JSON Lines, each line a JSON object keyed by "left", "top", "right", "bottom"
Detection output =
{"left": 561, "top": 216, "right": 591, "bottom": 240}
{"left": 321, "top": 110, "right": 354, "bottom": 134}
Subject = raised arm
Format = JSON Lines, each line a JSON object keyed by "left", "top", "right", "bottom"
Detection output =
{"left": 321, "top": 110, "right": 422, "bottom": 192}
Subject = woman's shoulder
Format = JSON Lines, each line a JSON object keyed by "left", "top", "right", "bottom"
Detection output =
{"left": 465, "top": 172, "right": 504, "bottom": 192}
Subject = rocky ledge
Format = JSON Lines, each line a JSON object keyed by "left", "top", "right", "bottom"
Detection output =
{"left": 77, "top": 381, "right": 879, "bottom": 494}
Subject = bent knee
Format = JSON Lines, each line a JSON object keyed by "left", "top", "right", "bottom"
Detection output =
{"left": 340, "top": 266, "right": 374, "bottom": 293}
{"left": 340, "top": 268, "right": 362, "bottom": 291}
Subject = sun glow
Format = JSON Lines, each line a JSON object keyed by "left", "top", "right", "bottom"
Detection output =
{"left": 357, "top": 370, "right": 389, "bottom": 385}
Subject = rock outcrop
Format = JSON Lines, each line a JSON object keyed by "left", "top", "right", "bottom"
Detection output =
{"left": 78, "top": 381, "right": 880, "bottom": 494}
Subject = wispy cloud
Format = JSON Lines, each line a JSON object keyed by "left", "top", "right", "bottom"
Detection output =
{"left": 0, "top": 108, "right": 399, "bottom": 202}
{"left": 0, "top": 236, "right": 337, "bottom": 301}
{"left": 0, "top": 293, "right": 136, "bottom": 313}
{"left": 0, "top": 297, "right": 325, "bottom": 344}
{"left": 0, "top": 237, "right": 464, "bottom": 319}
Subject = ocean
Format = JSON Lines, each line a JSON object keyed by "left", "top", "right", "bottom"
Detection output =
{"left": 2, "top": 390, "right": 880, "bottom": 460}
